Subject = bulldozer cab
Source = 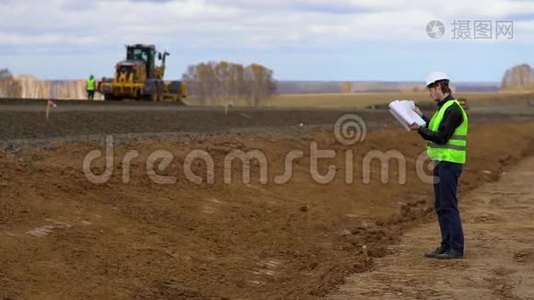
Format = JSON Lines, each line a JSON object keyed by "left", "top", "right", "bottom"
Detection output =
{"left": 126, "top": 44, "right": 156, "bottom": 79}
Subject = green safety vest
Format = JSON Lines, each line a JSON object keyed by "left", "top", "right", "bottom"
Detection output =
{"left": 426, "top": 99, "right": 469, "bottom": 164}
{"left": 86, "top": 78, "right": 96, "bottom": 91}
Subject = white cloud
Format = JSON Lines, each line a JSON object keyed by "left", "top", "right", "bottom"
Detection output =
{"left": 1, "top": 0, "right": 532, "bottom": 80}
{"left": 2, "top": 0, "right": 533, "bottom": 50}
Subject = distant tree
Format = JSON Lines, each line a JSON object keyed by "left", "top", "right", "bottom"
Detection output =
{"left": 244, "top": 63, "right": 276, "bottom": 106}
{"left": 183, "top": 61, "right": 276, "bottom": 106}
{"left": 340, "top": 81, "right": 352, "bottom": 93}
{"left": 183, "top": 63, "right": 216, "bottom": 105}
{"left": 0, "top": 68, "right": 22, "bottom": 98}
{"left": 0, "top": 68, "right": 12, "bottom": 79}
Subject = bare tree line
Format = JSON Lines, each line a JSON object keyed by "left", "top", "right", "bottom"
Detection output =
{"left": 183, "top": 61, "right": 276, "bottom": 106}
{"left": 0, "top": 69, "right": 22, "bottom": 98}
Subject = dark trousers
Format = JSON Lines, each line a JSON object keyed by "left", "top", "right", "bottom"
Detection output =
{"left": 434, "top": 161, "right": 464, "bottom": 253}
{"left": 87, "top": 90, "right": 95, "bottom": 100}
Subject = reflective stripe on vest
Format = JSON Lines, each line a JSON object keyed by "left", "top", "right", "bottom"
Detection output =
{"left": 86, "top": 79, "right": 96, "bottom": 91}
{"left": 426, "top": 99, "right": 469, "bottom": 164}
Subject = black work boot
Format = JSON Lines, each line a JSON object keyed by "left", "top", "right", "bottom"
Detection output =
{"left": 423, "top": 247, "right": 448, "bottom": 258}
{"left": 435, "top": 249, "right": 464, "bottom": 259}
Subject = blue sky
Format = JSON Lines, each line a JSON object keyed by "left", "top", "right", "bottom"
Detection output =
{"left": 1, "top": 0, "right": 533, "bottom": 82}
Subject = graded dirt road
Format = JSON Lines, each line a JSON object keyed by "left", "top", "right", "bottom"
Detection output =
{"left": 330, "top": 156, "right": 534, "bottom": 299}
{"left": 2, "top": 99, "right": 533, "bottom": 150}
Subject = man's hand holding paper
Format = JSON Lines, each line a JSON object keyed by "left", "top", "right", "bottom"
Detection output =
{"left": 388, "top": 100, "right": 427, "bottom": 131}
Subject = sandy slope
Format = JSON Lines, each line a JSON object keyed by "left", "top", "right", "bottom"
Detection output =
{"left": 330, "top": 156, "right": 534, "bottom": 299}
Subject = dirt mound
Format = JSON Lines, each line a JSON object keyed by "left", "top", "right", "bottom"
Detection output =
{"left": 1, "top": 122, "right": 534, "bottom": 299}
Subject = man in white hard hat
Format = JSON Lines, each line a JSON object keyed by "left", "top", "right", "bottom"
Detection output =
{"left": 410, "top": 72, "right": 469, "bottom": 259}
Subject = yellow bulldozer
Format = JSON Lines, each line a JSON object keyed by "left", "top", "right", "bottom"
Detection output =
{"left": 98, "top": 44, "right": 187, "bottom": 102}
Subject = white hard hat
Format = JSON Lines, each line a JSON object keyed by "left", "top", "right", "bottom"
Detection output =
{"left": 425, "top": 71, "right": 450, "bottom": 86}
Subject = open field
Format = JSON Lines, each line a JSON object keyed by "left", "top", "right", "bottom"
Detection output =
{"left": 1, "top": 93, "right": 534, "bottom": 298}
{"left": 1, "top": 92, "right": 533, "bottom": 149}
{"left": 267, "top": 91, "right": 534, "bottom": 109}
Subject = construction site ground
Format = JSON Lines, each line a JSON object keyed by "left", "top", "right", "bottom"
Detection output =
{"left": 1, "top": 96, "right": 534, "bottom": 299}
{"left": 329, "top": 155, "right": 534, "bottom": 299}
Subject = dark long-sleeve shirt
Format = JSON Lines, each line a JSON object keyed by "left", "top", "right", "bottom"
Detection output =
{"left": 418, "top": 95, "right": 464, "bottom": 145}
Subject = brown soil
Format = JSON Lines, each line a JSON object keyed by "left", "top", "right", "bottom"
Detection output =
{"left": 330, "top": 156, "right": 534, "bottom": 299}
{"left": 2, "top": 118, "right": 534, "bottom": 299}
{"left": 1, "top": 100, "right": 532, "bottom": 148}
